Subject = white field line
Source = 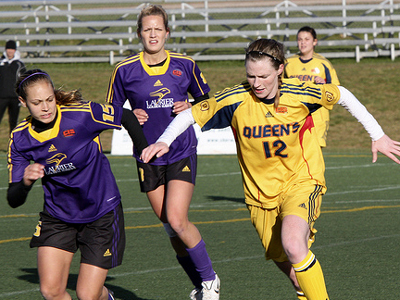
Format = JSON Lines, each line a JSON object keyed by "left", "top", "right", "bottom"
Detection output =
{"left": 2, "top": 233, "right": 400, "bottom": 298}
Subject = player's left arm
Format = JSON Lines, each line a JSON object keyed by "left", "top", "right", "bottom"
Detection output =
{"left": 337, "top": 86, "right": 400, "bottom": 164}
{"left": 121, "top": 108, "right": 148, "bottom": 155}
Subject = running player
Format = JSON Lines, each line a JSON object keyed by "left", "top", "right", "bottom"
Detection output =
{"left": 7, "top": 69, "right": 147, "bottom": 300}
{"left": 105, "top": 4, "right": 219, "bottom": 300}
{"left": 140, "top": 39, "right": 400, "bottom": 300}
{"left": 285, "top": 26, "right": 340, "bottom": 148}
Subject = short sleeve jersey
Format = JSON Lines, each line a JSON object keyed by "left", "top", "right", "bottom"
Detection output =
{"left": 284, "top": 53, "right": 340, "bottom": 85}
{"left": 191, "top": 78, "right": 341, "bottom": 208}
{"left": 8, "top": 102, "right": 123, "bottom": 223}
{"left": 106, "top": 50, "right": 210, "bottom": 165}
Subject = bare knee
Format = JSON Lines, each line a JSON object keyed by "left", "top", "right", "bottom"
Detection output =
{"left": 282, "top": 240, "right": 307, "bottom": 263}
{"left": 168, "top": 217, "right": 189, "bottom": 235}
{"left": 76, "top": 287, "right": 103, "bottom": 300}
{"left": 40, "top": 285, "right": 69, "bottom": 300}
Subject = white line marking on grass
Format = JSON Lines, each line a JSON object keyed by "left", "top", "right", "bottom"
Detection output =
{"left": 325, "top": 163, "right": 387, "bottom": 170}
{"left": 332, "top": 198, "right": 400, "bottom": 204}
{"left": 324, "top": 185, "right": 400, "bottom": 196}
{"left": 106, "top": 233, "right": 400, "bottom": 280}
{"left": 2, "top": 231, "right": 400, "bottom": 298}
{"left": 0, "top": 288, "right": 40, "bottom": 298}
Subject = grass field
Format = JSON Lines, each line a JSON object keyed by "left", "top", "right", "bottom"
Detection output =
{"left": 0, "top": 55, "right": 399, "bottom": 299}
{"left": 1, "top": 152, "right": 399, "bottom": 300}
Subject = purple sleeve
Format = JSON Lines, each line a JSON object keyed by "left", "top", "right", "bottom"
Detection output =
{"left": 89, "top": 102, "right": 123, "bottom": 130}
{"left": 8, "top": 139, "right": 30, "bottom": 183}
{"left": 188, "top": 62, "right": 210, "bottom": 98}
{"left": 105, "top": 67, "right": 127, "bottom": 107}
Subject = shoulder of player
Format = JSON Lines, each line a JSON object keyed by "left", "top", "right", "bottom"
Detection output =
{"left": 114, "top": 53, "right": 141, "bottom": 70}
{"left": 168, "top": 50, "right": 195, "bottom": 62}
{"left": 312, "top": 53, "right": 335, "bottom": 66}
{"left": 281, "top": 78, "right": 323, "bottom": 97}
{"left": 9, "top": 119, "right": 31, "bottom": 139}
{"left": 212, "top": 81, "right": 251, "bottom": 105}
{"left": 281, "top": 79, "right": 339, "bottom": 101}
{"left": 285, "top": 54, "right": 301, "bottom": 62}
{"left": 60, "top": 101, "right": 90, "bottom": 110}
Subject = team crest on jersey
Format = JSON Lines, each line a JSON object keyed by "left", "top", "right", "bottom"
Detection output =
{"left": 147, "top": 88, "right": 174, "bottom": 109}
{"left": 44, "top": 153, "right": 76, "bottom": 175}
{"left": 325, "top": 91, "right": 334, "bottom": 102}
{"left": 311, "top": 67, "right": 320, "bottom": 74}
{"left": 63, "top": 129, "right": 75, "bottom": 137}
{"left": 275, "top": 106, "right": 288, "bottom": 114}
{"left": 200, "top": 100, "right": 210, "bottom": 111}
{"left": 172, "top": 69, "right": 182, "bottom": 77}
{"left": 150, "top": 88, "right": 171, "bottom": 100}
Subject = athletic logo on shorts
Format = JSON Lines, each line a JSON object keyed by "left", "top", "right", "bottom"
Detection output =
{"left": 103, "top": 249, "right": 112, "bottom": 257}
{"left": 182, "top": 165, "right": 191, "bottom": 172}
{"left": 33, "top": 221, "right": 42, "bottom": 237}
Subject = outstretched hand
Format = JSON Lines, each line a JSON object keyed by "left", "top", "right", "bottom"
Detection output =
{"left": 372, "top": 134, "right": 400, "bottom": 164}
{"left": 140, "top": 142, "right": 170, "bottom": 163}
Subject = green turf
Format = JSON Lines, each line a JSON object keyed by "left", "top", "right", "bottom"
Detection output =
{"left": 1, "top": 153, "right": 399, "bottom": 299}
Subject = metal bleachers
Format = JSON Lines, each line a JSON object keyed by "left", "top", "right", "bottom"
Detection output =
{"left": 0, "top": 0, "right": 399, "bottom": 64}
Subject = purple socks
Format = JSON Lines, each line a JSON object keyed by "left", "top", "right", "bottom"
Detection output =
{"left": 186, "top": 239, "right": 216, "bottom": 282}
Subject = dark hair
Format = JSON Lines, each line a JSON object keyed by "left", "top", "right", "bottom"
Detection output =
{"left": 5, "top": 40, "right": 17, "bottom": 50}
{"left": 137, "top": 4, "right": 169, "bottom": 37}
{"left": 297, "top": 26, "right": 317, "bottom": 40}
{"left": 245, "top": 39, "right": 285, "bottom": 108}
{"left": 16, "top": 69, "right": 84, "bottom": 106}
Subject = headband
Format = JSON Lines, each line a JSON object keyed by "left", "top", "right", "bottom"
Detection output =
{"left": 18, "top": 72, "right": 49, "bottom": 89}
{"left": 246, "top": 50, "right": 283, "bottom": 65}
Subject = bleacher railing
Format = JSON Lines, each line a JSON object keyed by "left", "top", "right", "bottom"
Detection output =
{"left": 0, "top": 0, "right": 399, "bottom": 63}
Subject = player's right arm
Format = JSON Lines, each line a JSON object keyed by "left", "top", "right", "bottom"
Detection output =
{"left": 141, "top": 108, "right": 195, "bottom": 163}
{"left": 7, "top": 163, "right": 45, "bottom": 208}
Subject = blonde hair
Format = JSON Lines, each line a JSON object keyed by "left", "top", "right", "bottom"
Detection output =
{"left": 137, "top": 4, "right": 169, "bottom": 36}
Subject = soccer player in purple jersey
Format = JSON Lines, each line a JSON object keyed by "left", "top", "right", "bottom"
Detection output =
{"left": 140, "top": 39, "right": 400, "bottom": 300}
{"left": 105, "top": 5, "right": 219, "bottom": 300}
{"left": 7, "top": 69, "right": 147, "bottom": 300}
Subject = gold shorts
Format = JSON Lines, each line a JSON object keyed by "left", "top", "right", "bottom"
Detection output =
{"left": 247, "top": 184, "right": 323, "bottom": 262}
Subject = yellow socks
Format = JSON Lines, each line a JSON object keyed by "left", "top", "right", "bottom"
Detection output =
{"left": 296, "top": 290, "right": 307, "bottom": 300}
{"left": 293, "top": 251, "right": 329, "bottom": 300}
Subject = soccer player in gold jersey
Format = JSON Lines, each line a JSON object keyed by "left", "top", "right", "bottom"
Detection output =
{"left": 285, "top": 26, "right": 340, "bottom": 148}
{"left": 140, "top": 38, "right": 400, "bottom": 300}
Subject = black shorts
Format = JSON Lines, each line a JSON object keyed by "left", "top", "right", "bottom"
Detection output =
{"left": 30, "top": 202, "right": 125, "bottom": 270}
{"left": 136, "top": 153, "right": 197, "bottom": 193}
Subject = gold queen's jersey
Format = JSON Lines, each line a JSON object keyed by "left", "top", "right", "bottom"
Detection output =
{"left": 284, "top": 53, "right": 340, "bottom": 85}
{"left": 284, "top": 53, "right": 340, "bottom": 147}
{"left": 191, "top": 78, "right": 341, "bottom": 208}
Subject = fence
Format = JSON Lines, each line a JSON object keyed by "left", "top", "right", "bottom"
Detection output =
{"left": 0, "top": 0, "right": 400, "bottom": 63}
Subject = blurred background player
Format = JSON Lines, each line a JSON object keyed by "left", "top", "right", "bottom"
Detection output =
{"left": 284, "top": 26, "right": 340, "bottom": 148}
{"left": 140, "top": 38, "right": 400, "bottom": 300}
{"left": 7, "top": 69, "right": 147, "bottom": 300}
{"left": 105, "top": 4, "right": 219, "bottom": 300}
{"left": 0, "top": 40, "right": 26, "bottom": 133}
